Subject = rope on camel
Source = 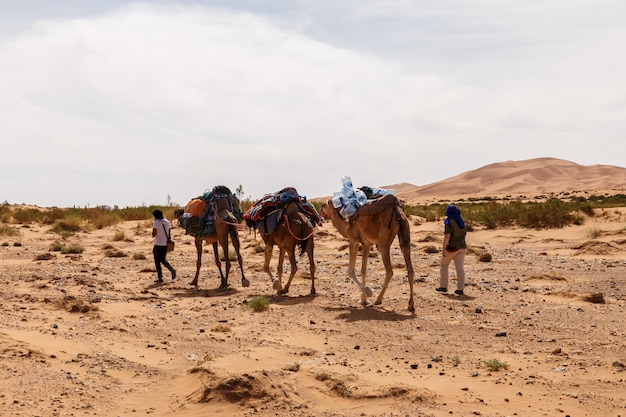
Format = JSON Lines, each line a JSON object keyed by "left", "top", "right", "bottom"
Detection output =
{"left": 284, "top": 214, "right": 316, "bottom": 241}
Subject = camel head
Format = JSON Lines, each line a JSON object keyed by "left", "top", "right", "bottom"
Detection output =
{"left": 172, "top": 208, "right": 184, "bottom": 220}
{"left": 320, "top": 200, "right": 333, "bottom": 220}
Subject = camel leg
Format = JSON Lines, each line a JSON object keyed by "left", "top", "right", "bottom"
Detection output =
{"left": 348, "top": 242, "right": 370, "bottom": 305}
{"left": 230, "top": 225, "right": 249, "bottom": 287}
{"left": 263, "top": 242, "right": 281, "bottom": 291}
{"left": 217, "top": 237, "right": 230, "bottom": 289}
{"left": 307, "top": 238, "right": 316, "bottom": 295}
{"left": 374, "top": 244, "right": 394, "bottom": 306}
{"left": 402, "top": 243, "right": 416, "bottom": 312}
{"left": 189, "top": 238, "right": 203, "bottom": 286}
{"left": 361, "top": 244, "right": 374, "bottom": 299}
{"left": 280, "top": 247, "right": 297, "bottom": 295}
{"left": 208, "top": 241, "right": 224, "bottom": 288}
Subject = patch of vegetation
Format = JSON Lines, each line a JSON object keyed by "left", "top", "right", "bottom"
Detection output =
{"left": 61, "top": 244, "right": 85, "bottom": 254}
{"left": 247, "top": 296, "right": 270, "bottom": 312}
{"left": 50, "top": 218, "right": 83, "bottom": 235}
{"left": 112, "top": 230, "right": 126, "bottom": 241}
{"left": 212, "top": 324, "right": 232, "bottom": 332}
{"left": 49, "top": 242, "right": 64, "bottom": 252}
{"left": 403, "top": 193, "right": 626, "bottom": 230}
{"left": 105, "top": 248, "right": 127, "bottom": 258}
{"left": 132, "top": 252, "right": 146, "bottom": 260}
{"left": 587, "top": 226, "right": 602, "bottom": 239}
{"left": 0, "top": 224, "right": 20, "bottom": 237}
{"left": 483, "top": 358, "right": 509, "bottom": 372}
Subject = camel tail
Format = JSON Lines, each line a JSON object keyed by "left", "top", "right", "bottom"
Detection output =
{"left": 396, "top": 207, "right": 411, "bottom": 250}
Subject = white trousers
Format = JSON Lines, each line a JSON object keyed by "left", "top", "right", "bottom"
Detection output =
{"left": 439, "top": 248, "right": 467, "bottom": 291}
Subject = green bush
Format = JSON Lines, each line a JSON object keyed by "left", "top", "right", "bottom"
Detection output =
{"left": 483, "top": 358, "right": 509, "bottom": 371}
{"left": 247, "top": 296, "right": 270, "bottom": 312}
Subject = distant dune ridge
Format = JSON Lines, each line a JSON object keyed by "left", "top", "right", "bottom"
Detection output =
{"left": 387, "top": 157, "right": 626, "bottom": 202}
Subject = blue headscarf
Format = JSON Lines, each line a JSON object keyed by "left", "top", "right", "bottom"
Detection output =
{"left": 444, "top": 204, "right": 466, "bottom": 229}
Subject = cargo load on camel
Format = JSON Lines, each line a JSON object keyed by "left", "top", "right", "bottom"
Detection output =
{"left": 178, "top": 185, "right": 243, "bottom": 238}
{"left": 330, "top": 175, "right": 396, "bottom": 219}
{"left": 243, "top": 187, "right": 323, "bottom": 236}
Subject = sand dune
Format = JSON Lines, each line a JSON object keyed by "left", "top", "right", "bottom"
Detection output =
{"left": 389, "top": 157, "right": 626, "bottom": 202}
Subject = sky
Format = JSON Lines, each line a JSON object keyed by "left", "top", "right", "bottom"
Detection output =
{"left": 1, "top": 1, "right": 625, "bottom": 207}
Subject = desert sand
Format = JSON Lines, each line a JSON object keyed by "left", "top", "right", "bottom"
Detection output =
{"left": 1, "top": 158, "right": 626, "bottom": 417}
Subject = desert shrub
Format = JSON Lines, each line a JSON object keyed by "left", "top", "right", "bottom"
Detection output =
{"left": 587, "top": 227, "right": 602, "bottom": 239}
{"left": 247, "top": 296, "right": 270, "bottom": 312}
{"left": 112, "top": 231, "right": 126, "bottom": 241}
{"left": 483, "top": 358, "right": 509, "bottom": 371}
{"left": 579, "top": 203, "right": 595, "bottom": 217}
{"left": 0, "top": 224, "right": 20, "bottom": 236}
{"left": 118, "top": 206, "right": 158, "bottom": 221}
{"left": 50, "top": 217, "right": 83, "bottom": 234}
{"left": 105, "top": 249, "right": 127, "bottom": 258}
{"left": 12, "top": 208, "right": 46, "bottom": 224}
{"left": 518, "top": 199, "right": 572, "bottom": 228}
{"left": 61, "top": 244, "right": 84, "bottom": 254}
{"left": 2, "top": 241, "right": 9, "bottom": 246}
{"left": 43, "top": 208, "right": 67, "bottom": 224}
{"left": 132, "top": 252, "right": 146, "bottom": 260}
{"left": 90, "top": 213, "right": 121, "bottom": 229}
{"left": 211, "top": 324, "right": 232, "bottom": 332}
{"left": 49, "top": 242, "right": 63, "bottom": 252}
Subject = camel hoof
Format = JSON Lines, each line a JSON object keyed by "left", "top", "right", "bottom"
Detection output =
{"left": 272, "top": 280, "right": 282, "bottom": 291}
{"left": 241, "top": 278, "right": 250, "bottom": 288}
{"left": 365, "top": 287, "right": 374, "bottom": 297}
{"left": 188, "top": 281, "right": 198, "bottom": 287}
{"left": 278, "top": 288, "right": 289, "bottom": 295}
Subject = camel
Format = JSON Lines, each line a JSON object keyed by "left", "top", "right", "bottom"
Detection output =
{"left": 174, "top": 186, "right": 249, "bottom": 290}
{"left": 321, "top": 194, "right": 415, "bottom": 312}
{"left": 259, "top": 200, "right": 317, "bottom": 295}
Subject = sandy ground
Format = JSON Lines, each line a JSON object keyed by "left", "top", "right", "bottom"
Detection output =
{"left": 1, "top": 207, "right": 626, "bottom": 417}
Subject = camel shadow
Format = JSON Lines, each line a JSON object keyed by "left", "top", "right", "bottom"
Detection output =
{"left": 268, "top": 293, "right": 317, "bottom": 306}
{"left": 171, "top": 285, "right": 240, "bottom": 298}
{"left": 325, "top": 305, "right": 415, "bottom": 323}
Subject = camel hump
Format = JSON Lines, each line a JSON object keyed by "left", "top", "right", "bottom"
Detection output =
{"left": 356, "top": 193, "right": 399, "bottom": 216}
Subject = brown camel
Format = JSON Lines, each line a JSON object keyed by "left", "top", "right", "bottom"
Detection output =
{"left": 175, "top": 187, "right": 249, "bottom": 290}
{"left": 260, "top": 200, "right": 317, "bottom": 295}
{"left": 321, "top": 194, "right": 415, "bottom": 311}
